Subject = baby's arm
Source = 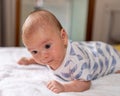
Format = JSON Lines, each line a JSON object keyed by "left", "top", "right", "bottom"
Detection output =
{"left": 47, "top": 80, "right": 91, "bottom": 93}
{"left": 18, "top": 57, "right": 37, "bottom": 65}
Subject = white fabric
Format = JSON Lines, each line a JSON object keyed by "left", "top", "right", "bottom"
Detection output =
{"left": 0, "top": 47, "right": 120, "bottom": 96}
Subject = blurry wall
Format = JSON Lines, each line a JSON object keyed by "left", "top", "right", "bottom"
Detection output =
{"left": 0, "top": 0, "right": 4, "bottom": 46}
{"left": 0, "top": 0, "right": 16, "bottom": 46}
{"left": 0, "top": 0, "right": 2, "bottom": 46}
{"left": 92, "top": 0, "right": 120, "bottom": 44}
{"left": 71, "top": 0, "right": 88, "bottom": 41}
{"left": 4, "top": 0, "right": 16, "bottom": 46}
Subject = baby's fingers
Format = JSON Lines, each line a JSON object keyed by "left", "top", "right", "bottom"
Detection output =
{"left": 47, "top": 80, "right": 63, "bottom": 93}
{"left": 17, "top": 57, "right": 30, "bottom": 65}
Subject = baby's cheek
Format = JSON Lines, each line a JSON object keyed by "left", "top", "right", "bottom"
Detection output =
{"left": 33, "top": 56, "right": 39, "bottom": 63}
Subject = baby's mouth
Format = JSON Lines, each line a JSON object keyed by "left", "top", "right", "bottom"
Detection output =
{"left": 47, "top": 59, "right": 54, "bottom": 64}
{"left": 41, "top": 59, "right": 53, "bottom": 64}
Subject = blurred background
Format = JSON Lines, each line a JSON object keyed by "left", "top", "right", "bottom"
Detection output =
{"left": 0, "top": 0, "right": 120, "bottom": 47}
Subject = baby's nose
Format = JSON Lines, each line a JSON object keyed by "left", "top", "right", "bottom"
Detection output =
{"left": 41, "top": 51, "right": 49, "bottom": 59}
{"left": 40, "top": 53, "right": 50, "bottom": 63}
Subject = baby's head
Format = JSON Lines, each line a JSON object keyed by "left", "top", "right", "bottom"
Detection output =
{"left": 22, "top": 9, "right": 68, "bottom": 70}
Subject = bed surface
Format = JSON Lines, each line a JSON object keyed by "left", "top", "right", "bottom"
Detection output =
{"left": 0, "top": 47, "right": 120, "bottom": 96}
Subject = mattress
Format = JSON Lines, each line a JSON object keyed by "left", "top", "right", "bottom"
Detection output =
{"left": 0, "top": 47, "right": 120, "bottom": 96}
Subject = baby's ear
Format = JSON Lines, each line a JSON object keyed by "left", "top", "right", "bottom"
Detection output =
{"left": 60, "top": 29, "right": 68, "bottom": 45}
{"left": 60, "top": 29, "right": 67, "bottom": 39}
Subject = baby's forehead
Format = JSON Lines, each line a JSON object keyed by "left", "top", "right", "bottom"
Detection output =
{"left": 23, "top": 16, "right": 47, "bottom": 33}
{"left": 23, "top": 11, "right": 61, "bottom": 37}
{"left": 26, "top": 14, "right": 53, "bottom": 30}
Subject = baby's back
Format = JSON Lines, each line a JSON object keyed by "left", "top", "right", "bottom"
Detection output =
{"left": 71, "top": 41, "right": 120, "bottom": 80}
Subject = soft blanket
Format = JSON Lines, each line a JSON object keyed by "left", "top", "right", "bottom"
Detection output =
{"left": 0, "top": 47, "right": 120, "bottom": 96}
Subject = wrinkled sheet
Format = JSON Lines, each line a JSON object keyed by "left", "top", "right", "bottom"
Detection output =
{"left": 0, "top": 47, "right": 120, "bottom": 96}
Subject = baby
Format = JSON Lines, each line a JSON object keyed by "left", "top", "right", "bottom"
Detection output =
{"left": 18, "top": 9, "right": 120, "bottom": 93}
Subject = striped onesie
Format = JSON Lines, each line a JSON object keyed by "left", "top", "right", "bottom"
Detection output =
{"left": 51, "top": 41, "right": 120, "bottom": 81}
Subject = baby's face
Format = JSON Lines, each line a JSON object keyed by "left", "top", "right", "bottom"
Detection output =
{"left": 23, "top": 27, "right": 68, "bottom": 70}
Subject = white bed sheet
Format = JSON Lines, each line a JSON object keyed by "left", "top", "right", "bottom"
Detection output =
{"left": 0, "top": 47, "right": 120, "bottom": 96}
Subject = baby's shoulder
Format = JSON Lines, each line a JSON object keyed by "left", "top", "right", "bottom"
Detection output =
{"left": 71, "top": 41, "right": 109, "bottom": 47}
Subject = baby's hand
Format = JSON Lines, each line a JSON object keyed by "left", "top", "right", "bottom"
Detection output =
{"left": 47, "top": 80, "right": 65, "bottom": 94}
{"left": 17, "top": 57, "right": 31, "bottom": 65}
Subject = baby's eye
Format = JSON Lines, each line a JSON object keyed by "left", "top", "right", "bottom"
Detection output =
{"left": 31, "top": 50, "right": 38, "bottom": 54}
{"left": 45, "top": 44, "right": 51, "bottom": 49}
